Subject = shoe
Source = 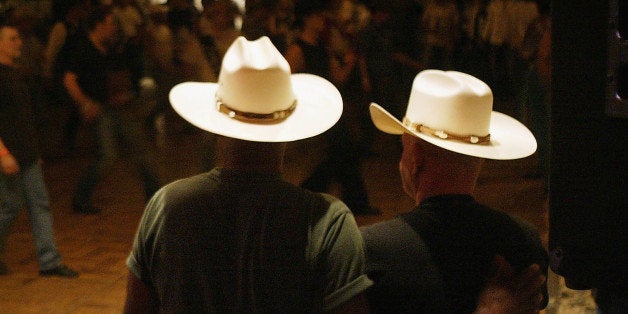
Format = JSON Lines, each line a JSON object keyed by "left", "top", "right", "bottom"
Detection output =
{"left": 0, "top": 261, "right": 8, "bottom": 275}
{"left": 72, "top": 203, "right": 101, "bottom": 214}
{"left": 39, "top": 264, "right": 79, "bottom": 278}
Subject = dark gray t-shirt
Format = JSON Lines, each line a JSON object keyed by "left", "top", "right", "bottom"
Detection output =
{"left": 127, "top": 168, "right": 372, "bottom": 312}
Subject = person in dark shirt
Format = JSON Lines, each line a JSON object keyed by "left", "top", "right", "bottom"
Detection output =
{"left": 285, "top": 0, "right": 378, "bottom": 215}
{"left": 63, "top": 5, "right": 160, "bottom": 214}
{"left": 0, "top": 19, "right": 78, "bottom": 278}
{"left": 362, "top": 69, "right": 548, "bottom": 313}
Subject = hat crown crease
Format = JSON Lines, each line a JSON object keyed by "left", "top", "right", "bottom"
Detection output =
{"left": 406, "top": 70, "right": 492, "bottom": 138}
{"left": 217, "top": 36, "right": 296, "bottom": 115}
{"left": 169, "top": 36, "right": 343, "bottom": 142}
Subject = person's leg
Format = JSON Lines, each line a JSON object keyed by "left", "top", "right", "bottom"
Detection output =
{"left": 20, "top": 163, "right": 61, "bottom": 270}
{"left": 337, "top": 160, "right": 372, "bottom": 213}
{"left": 328, "top": 123, "right": 377, "bottom": 215}
{"left": 300, "top": 131, "right": 335, "bottom": 193}
{"left": 63, "top": 105, "right": 81, "bottom": 153}
{"left": 73, "top": 114, "right": 117, "bottom": 212}
{"left": 0, "top": 174, "right": 23, "bottom": 273}
{"left": 117, "top": 110, "right": 161, "bottom": 199}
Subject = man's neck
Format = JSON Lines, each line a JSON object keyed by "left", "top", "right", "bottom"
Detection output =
{"left": 414, "top": 170, "right": 479, "bottom": 205}
{"left": 216, "top": 137, "right": 285, "bottom": 175}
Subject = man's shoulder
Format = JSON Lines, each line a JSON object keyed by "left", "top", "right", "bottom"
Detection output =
{"left": 157, "top": 172, "right": 217, "bottom": 200}
{"left": 360, "top": 216, "right": 417, "bottom": 250}
{"left": 156, "top": 171, "right": 336, "bottom": 211}
{"left": 361, "top": 216, "right": 406, "bottom": 234}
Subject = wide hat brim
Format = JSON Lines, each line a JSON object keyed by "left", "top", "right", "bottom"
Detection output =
{"left": 170, "top": 73, "right": 342, "bottom": 142}
{"left": 370, "top": 103, "right": 537, "bottom": 160}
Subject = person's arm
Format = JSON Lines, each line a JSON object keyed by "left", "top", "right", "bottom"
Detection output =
{"left": 63, "top": 71, "right": 101, "bottom": 121}
{"left": 391, "top": 51, "right": 423, "bottom": 73}
{"left": 0, "top": 137, "right": 19, "bottom": 175}
{"left": 124, "top": 271, "right": 158, "bottom": 314}
{"left": 474, "top": 256, "right": 546, "bottom": 314}
{"left": 42, "top": 22, "right": 67, "bottom": 79}
{"left": 329, "top": 48, "right": 357, "bottom": 87}
{"left": 357, "top": 54, "right": 371, "bottom": 93}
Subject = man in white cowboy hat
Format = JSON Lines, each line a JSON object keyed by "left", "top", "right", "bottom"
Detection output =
{"left": 360, "top": 70, "right": 549, "bottom": 313}
{"left": 124, "top": 36, "right": 372, "bottom": 312}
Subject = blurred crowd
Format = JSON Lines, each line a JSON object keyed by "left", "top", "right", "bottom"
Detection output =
{"left": 1, "top": 0, "right": 549, "bottom": 137}
{"left": 0, "top": 0, "right": 551, "bottom": 173}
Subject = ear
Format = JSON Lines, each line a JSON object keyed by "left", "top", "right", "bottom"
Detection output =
{"left": 399, "top": 133, "right": 424, "bottom": 200}
{"left": 401, "top": 133, "right": 424, "bottom": 173}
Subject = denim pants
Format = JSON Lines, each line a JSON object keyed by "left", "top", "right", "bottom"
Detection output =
{"left": 0, "top": 162, "right": 62, "bottom": 270}
{"left": 73, "top": 109, "right": 160, "bottom": 206}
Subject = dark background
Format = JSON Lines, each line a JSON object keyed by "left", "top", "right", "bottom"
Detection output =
{"left": 549, "top": 0, "right": 627, "bottom": 292}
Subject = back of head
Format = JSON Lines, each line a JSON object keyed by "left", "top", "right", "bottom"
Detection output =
{"left": 421, "top": 138, "right": 484, "bottom": 174}
{"left": 216, "top": 135, "right": 286, "bottom": 173}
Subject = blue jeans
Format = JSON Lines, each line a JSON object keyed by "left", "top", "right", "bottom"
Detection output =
{"left": 73, "top": 109, "right": 160, "bottom": 206}
{"left": 0, "top": 162, "right": 62, "bottom": 270}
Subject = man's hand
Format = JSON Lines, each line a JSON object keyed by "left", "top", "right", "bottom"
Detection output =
{"left": 0, "top": 154, "right": 20, "bottom": 175}
{"left": 475, "top": 255, "right": 546, "bottom": 314}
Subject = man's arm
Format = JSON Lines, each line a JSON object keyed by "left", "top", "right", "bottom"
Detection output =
{"left": 63, "top": 71, "right": 101, "bottom": 121}
{"left": 123, "top": 271, "right": 158, "bottom": 314}
{"left": 0, "top": 137, "right": 19, "bottom": 175}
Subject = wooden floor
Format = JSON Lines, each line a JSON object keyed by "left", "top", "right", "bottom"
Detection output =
{"left": 0, "top": 102, "right": 594, "bottom": 313}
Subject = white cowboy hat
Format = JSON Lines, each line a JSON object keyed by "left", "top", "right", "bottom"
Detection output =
{"left": 370, "top": 70, "right": 537, "bottom": 160}
{"left": 169, "top": 36, "right": 343, "bottom": 142}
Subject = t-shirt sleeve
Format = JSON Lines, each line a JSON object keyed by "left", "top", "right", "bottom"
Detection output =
{"left": 126, "top": 188, "right": 167, "bottom": 286}
{"left": 310, "top": 194, "right": 373, "bottom": 311}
